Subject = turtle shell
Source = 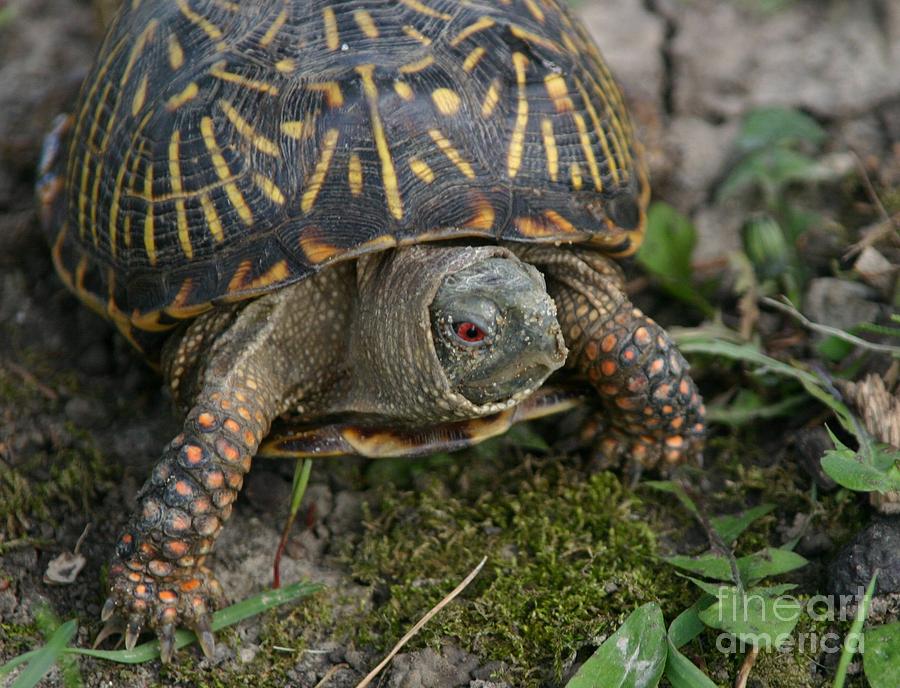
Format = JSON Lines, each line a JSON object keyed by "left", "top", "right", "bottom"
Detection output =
{"left": 45, "top": 0, "right": 648, "bottom": 351}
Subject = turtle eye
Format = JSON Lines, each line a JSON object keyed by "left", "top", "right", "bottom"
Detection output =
{"left": 454, "top": 321, "right": 486, "bottom": 343}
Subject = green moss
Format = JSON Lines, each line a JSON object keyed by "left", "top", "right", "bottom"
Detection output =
{"left": 0, "top": 366, "right": 117, "bottom": 545}
{"left": 341, "top": 457, "right": 690, "bottom": 686}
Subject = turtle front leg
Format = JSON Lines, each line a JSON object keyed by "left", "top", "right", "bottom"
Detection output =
{"left": 99, "top": 274, "right": 354, "bottom": 662}
{"left": 516, "top": 246, "right": 705, "bottom": 470}
{"left": 102, "top": 359, "right": 275, "bottom": 662}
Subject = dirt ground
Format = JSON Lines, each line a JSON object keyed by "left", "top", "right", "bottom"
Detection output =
{"left": 1, "top": 0, "right": 898, "bottom": 687}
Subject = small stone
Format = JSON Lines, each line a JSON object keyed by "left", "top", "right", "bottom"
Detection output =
{"left": 854, "top": 246, "right": 897, "bottom": 297}
{"left": 828, "top": 516, "right": 900, "bottom": 597}
{"left": 238, "top": 646, "right": 257, "bottom": 664}
{"left": 803, "top": 278, "right": 880, "bottom": 334}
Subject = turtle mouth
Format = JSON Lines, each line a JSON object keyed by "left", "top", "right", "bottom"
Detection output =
{"left": 460, "top": 355, "right": 561, "bottom": 405}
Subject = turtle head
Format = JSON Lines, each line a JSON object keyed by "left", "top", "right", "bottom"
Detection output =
{"left": 430, "top": 258, "right": 566, "bottom": 405}
{"left": 351, "top": 245, "right": 566, "bottom": 424}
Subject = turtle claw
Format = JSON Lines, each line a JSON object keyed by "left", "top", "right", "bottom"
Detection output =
{"left": 93, "top": 618, "right": 123, "bottom": 649}
{"left": 195, "top": 616, "right": 216, "bottom": 659}
{"left": 99, "top": 561, "right": 225, "bottom": 663}
{"left": 100, "top": 597, "right": 117, "bottom": 622}
{"left": 125, "top": 615, "right": 144, "bottom": 650}
{"left": 158, "top": 624, "right": 177, "bottom": 664}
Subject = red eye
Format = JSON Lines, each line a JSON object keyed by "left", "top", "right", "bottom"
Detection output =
{"left": 455, "top": 321, "right": 486, "bottom": 343}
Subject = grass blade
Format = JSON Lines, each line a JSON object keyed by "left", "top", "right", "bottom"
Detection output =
{"left": 10, "top": 619, "right": 77, "bottom": 688}
{"left": 833, "top": 571, "right": 877, "bottom": 688}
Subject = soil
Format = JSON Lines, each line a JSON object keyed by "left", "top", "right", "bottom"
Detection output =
{"left": 1, "top": 0, "right": 898, "bottom": 687}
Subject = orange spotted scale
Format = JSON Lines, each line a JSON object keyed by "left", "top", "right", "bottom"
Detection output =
{"left": 41, "top": 0, "right": 648, "bottom": 354}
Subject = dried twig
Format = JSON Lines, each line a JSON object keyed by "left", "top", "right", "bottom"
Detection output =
{"left": 734, "top": 644, "right": 759, "bottom": 688}
{"left": 354, "top": 556, "right": 488, "bottom": 688}
{"left": 761, "top": 296, "right": 900, "bottom": 356}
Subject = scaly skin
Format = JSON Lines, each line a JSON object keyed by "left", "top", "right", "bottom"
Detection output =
{"left": 103, "top": 360, "right": 276, "bottom": 662}
{"left": 513, "top": 245, "right": 705, "bottom": 470}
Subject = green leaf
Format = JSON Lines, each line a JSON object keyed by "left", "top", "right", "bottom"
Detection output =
{"left": 863, "top": 621, "right": 900, "bottom": 688}
{"left": 664, "top": 639, "right": 718, "bottom": 688}
{"left": 639, "top": 203, "right": 695, "bottom": 282}
{"left": 8, "top": 619, "right": 77, "bottom": 688}
{"left": 637, "top": 203, "right": 714, "bottom": 317}
{"left": 820, "top": 448, "right": 900, "bottom": 493}
{"left": 735, "top": 107, "right": 826, "bottom": 153}
{"left": 834, "top": 571, "right": 877, "bottom": 688}
{"left": 667, "top": 548, "right": 807, "bottom": 587}
{"left": 710, "top": 504, "right": 776, "bottom": 545}
{"left": 743, "top": 215, "right": 790, "bottom": 280}
{"left": 697, "top": 587, "right": 802, "bottom": 649}
{"left": 705, "top": 391, "right": 806, "bottom": 427}
{"left": 565, "top": 603, "right": 667, "bottom": 688}
{"left": 643, "top": 480, "right": 699, "bottom": 518}
{"left": 668, "top": 602, "right": 709, "bottom": 649}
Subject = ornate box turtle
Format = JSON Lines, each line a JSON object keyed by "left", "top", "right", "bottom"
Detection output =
{"left": 37, "top": 0, "right": 705, "bottom": 662}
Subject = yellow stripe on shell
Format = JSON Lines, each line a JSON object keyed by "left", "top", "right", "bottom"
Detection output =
{"left": 570, "top": 161, "right": 582, "bottom": 190}
{"left": 429, "top": 129, "right": 474, "bottom": 179}
{"left": 210, "top": 63, "right": 279, "bottom": 95}
{"left": 354, "top": 9, "right": 379, "bottom": 38}
{"left": 394, "top": 81, "right": 414, "bottom": 101}
{"left": 432, "top": 88, "right": 461, "bottom": 116}
{"left": 307, "top": 82, "right": 344, "bottom": 108}
{"left": 541, "top": 117, "right": 558, "bottom": 182}
{"left": 402, "top": 24, "right": 431, "bottom": 45}
{"left": 143, "top": 162, "right": 156, "bottom": 265}
{"left": 131, "top": 74, "right": 149, "bottom": 115}
{"left": 68, "top": 36, "right": 126, "bottom": 192}
{"left": 253, "top": 172, "right": 286, "bottom": 205}
{"left": 168, "top": 33, "right": 184, "bottom": 69}
{"left": 301, "top": 128, "right": 340, "bottom": 213}
{"left": 299, "top": 234, "right": 341, "bottom": 264}
{"left": 574, "top": 77, "right": 619, "bottom": 186}
{"left": 408, "top": 157, "right": 434, "bottom": 184}
{"left": 275, "top": 58, "right": 295, "bottom": 73}
{"left": 544, "top": 74, "right": 574, "bottom": 113}
{"left": 120, "top": 19, "right": 158, "bottom": 87}
{"left": 219, "top": 100, "right": 280, "bottom": 156}
{"left": 399, "top": 0, "right": 452, "bottom": 21}
{"left": 260, "top": 6, "right": 288, "bottom": 47}
{"left": 176, "top": 0, "right": 225, "bottom": 50}
{"left": 323, "top": 6, "right": 339, "bottom": 50}
{"left": 399, "top": 55, "right": 434, "bottom": 73}
{"left": 462, "top": 46, "right": 486, "bottom": 72}
{"left": 507, "top": 52, "right": 528, "bottom": 179}
{"left": 281, "top": 120, "right": 305, "bottom": 139}
{"left": 168, "top": 129, "right": 193, "bottom": 259}
{"left": 348, "top": 153, "right": 363, "bottom": 196}
{"left": 449, "top": 16, "right": 495, "bottom": 46}
{"left": 523, "top": 0, "right": 545, "bottom": 23}
{"left": 357, "top": 65, "right": 403, "bottom": 220}
{"left": 166, "top": 82, "right": 199, "bottom": 110}
{"left": 79, "top": 81, "right": 112, "bottom": 243}
{"left": 228, "top": 259, "right": 290, "bottom": 293}
{"left": 200, "top": 116, "right": 230, "bottom": 181}
{"left": 572, "top": 112, "right": 602, "bottom": 191}
{"left": 480, "top": 78, "right": 501, "bottom": 118}
{"left": 200, "top": 193, "right": 224, "bottom": 242}
{"left": 508, "top": 26, "right": 560, "bottom": 53}
{"left": 108, "top": 163, "right": 127, "bottom": 258}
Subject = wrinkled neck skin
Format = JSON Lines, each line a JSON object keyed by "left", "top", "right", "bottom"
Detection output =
{"left": 348, "top": 244, "right": 560, "bottom": 424}
{"left": 164, "top": 245, "right": 562, "bottom": 427}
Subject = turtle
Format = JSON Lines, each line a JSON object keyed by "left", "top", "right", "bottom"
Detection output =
{"left": 37, "top": 0, "right": 705, "bottom": 663}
